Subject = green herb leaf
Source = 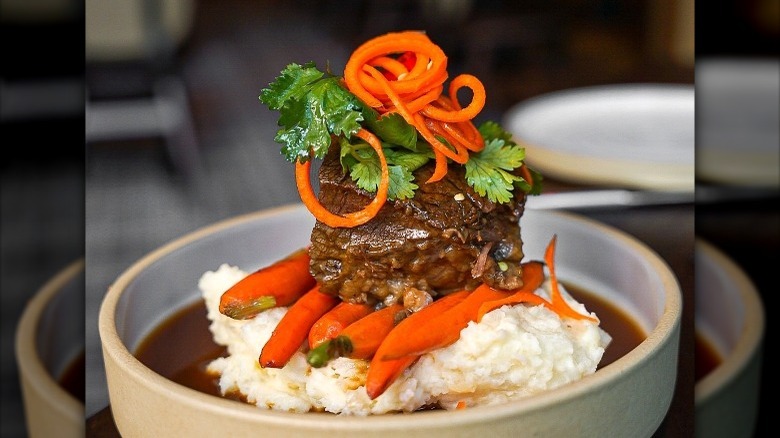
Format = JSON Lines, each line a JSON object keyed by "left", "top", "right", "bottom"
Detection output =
{"left": 361, "top": 108, "right": 418, "bottom": 150}
{"left": 344, "top": 141, "right": 429, "bottom": 201}
{"left": 515, "top": 166, "right": 544, "bottom": 196}
{"left": 259, "top": 62, "right": 323, "bottom": 110}
{"left": 350, "top": 159, "right": 380, "bottom": 193}
{"left": 338, "top": 136, "right": 359, "bottom": 172}
{"left": 387, "top": 165, "right": 418, "bottom": 200}
{"left": 383, "top": 147, "right": 433, "bottom": 172}
{"left": 465, "top": 138, "right": 526, "bottom": 203}
{"left": 259, "top": 63, "right": 364, "bottom": 162}
{"left": 471, "top": 121, "right": 543, "bottom": 197}
{"left": 478, "top": 120, "right": 514, "bottom": 144}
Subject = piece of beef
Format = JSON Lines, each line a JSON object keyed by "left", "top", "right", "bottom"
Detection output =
{"left": 308, "top": 145, "right": 526, "bottom": 308}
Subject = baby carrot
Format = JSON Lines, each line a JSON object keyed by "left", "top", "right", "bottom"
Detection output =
{"left": 378, "top": 284, "right": 507, "bottom": 360}
{"left": 476, "top": 261, "right": 547, "bottom": 321}
{"left": 259, "top": 285, "right": 339, "bottom": 369}
{"left": 340, "top": 303, "right": 405, "bottom": 359}
{"left": 219, "top": 248, "right": 315, "bottom": 320}
{"left": 307, "top": 304, "right": 405, "bottom": 367}
{"left": 308, "top": 302, "right": 373, "bottom": 350}
{"left": 365, "top": 291, "right": 469, "bottom": 399}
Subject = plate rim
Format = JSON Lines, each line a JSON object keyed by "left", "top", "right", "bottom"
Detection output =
{"left": 503, "top": 83, "right": 695, "bottom": 192}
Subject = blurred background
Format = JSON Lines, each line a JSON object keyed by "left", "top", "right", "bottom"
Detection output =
{"left": 695, "top": 0, "right": 779, "bottom": 436}
{"left": 1, "top": 0, "right": 84, "bottom": 437}
{"left": 0, "top": 0, "right": 776, "bottom": 436}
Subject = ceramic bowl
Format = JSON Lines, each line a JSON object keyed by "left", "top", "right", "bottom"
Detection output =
{"left": 99, "top": 204, "right": 681, "bottom": 437}
{"left": 15, "top": 259, "right": 85, "bottom": 438}
{"left": 695, "top": 239, "right": 764, "bottom": 438}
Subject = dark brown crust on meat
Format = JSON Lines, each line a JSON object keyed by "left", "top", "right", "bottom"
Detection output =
{"left": 308, "top": 145, "right": 526, "bottom": 306}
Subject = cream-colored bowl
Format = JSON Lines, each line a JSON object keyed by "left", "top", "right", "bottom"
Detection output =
{"left": 99, "top": 204, "right": 681, "bottom": 437}
{"left": 695, "top": 239, "right": 764, "bottom": 438}
{"left": 15, "top": 259, "right": 85, "bottom": 438}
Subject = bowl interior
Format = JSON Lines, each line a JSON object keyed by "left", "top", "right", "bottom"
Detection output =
{"left": 101, "top": 204, "right": 681, "bottom": 436}
{"left": 694, "top": 239, "right": 764, "bottom": 437}
{"left": 115, "top": 208, "right": 315, "bottom": 353}
{"left": 36, "top": 263, "right": 85, "bottom": 387}
{"left": 15, "top": 259, "right": 85, "bottom": 437}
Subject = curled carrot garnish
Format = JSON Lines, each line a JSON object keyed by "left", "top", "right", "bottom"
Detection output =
{"left": 544, "top": 235, "right": 599, "bottom": 323}
{"left": 295, "top": 128, "right": 389, "bottom": 228}
{"left": 343, "top": 30, "right": 487, "bottom": 184}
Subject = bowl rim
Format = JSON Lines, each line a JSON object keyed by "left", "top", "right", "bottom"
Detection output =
{"left": 99, "top": 203, "right": 682, "bottom": 430}
{"left": 694, "top": 238, "right": 765, "bottom": 403}
{"left": 15, "top": 258, "right": 86, "bottom": 416}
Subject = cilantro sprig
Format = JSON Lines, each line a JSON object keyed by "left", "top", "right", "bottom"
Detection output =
{"left": 260, "top": 62, "right": 365, "bottom": 162}
{"left": 259, "top": 63, "right": 540, "bottom": 203}
{"left": 465, "top": 121, "right": 543, "bottom": 202}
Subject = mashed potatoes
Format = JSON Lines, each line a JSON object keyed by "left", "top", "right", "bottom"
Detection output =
{"left": 199, "top": 264, "right": 611, "bottom": 415}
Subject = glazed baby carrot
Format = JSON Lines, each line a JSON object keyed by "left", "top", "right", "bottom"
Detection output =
{"left": 476, "top": 261, "right": 547, "bottom": 321}
{"left": 365, "top": 290, "right": 469, "bottom": 399}
{"left": 307, "top": 303, "right": 405, "bottom": 367}
{"left": 259, "top": 285, "right": 339, "bottom": 368}
{"left": 378, "top": 284, "right": 508, "bottom": 360}
{"left": 219, "top": 248, "right": 315, "bottom": 320}
{"left": 308, "top": 302, "right": 373, "bottom": 349}
{"left": 340, "top": 303, "right": 405, "bottom": 359}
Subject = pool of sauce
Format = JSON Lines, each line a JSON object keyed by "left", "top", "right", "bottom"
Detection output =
{"left": 134, "top": 283, "right": 647, "bottom": 402}
{"left": 695, "top": 332, "right": 723, "bottom": 382}
{"left": 58, "top": 350, "right": 85, "bottom": 403}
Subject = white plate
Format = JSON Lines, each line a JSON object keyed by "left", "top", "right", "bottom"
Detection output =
{"left": 696, "top": 58, "right": 779, "bottom": 188}
{"left": 503, "top": 84, "right": 695, "bottom": 192}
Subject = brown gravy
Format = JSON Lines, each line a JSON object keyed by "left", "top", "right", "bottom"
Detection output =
{"left": 695, "top": 332, "right": 723, "bottom": 382}
{"left": 134, "top": 284, "right": 646, "bottom": 401}
{"left": 58, "top": 350, "right": 86, "bottom": 403}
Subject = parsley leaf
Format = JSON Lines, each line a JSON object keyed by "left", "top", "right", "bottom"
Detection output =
{"left": 478, "top": 120, "right": 514, "bottom": 144}
{"left": 259, "top": 62, "right": 364, "bottom": 162}
{"left": 465, "top": 138, "right": 526, "bottom": 203}
{"left": 388, "top": 165, "right": 418, "bottom": 200}
{"left": 515, "top": 166, "right": 544, "bottom": 196}
{"left": 470, "top": 121, "right": 543, "bottom": 198}
{"left": 260, "top": 64, "right": 540, "bottom": 202}
{"left": 360, "top": 107, "right": 418, "bottom": 151}
{"left": 340, "top": 140, "right": 430, "bottom": 201}
{"left": 383, "top": 147, "right": 433, "bottom": 172}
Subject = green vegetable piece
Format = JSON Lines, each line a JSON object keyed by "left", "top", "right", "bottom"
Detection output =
{"left": 259, "top": 62, "right": 364, "bottom": 162}
{"left": 465, "top": 138, "right": 526, "bottom": 204}
{"left": 361, "top": 107, "right": 418, "bottom": 151}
